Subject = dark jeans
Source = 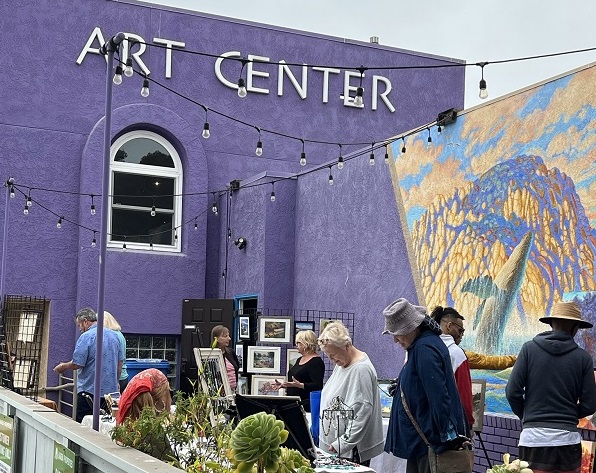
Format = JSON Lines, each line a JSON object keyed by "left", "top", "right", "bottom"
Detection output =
{"left": 406, "top": 452, "right": 431, "bottom": 473}
{"left": 76, "top": 392, "right": 110, "bottom": 423}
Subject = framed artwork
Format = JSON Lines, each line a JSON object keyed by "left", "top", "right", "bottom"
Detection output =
{"left": 319, "top": 319, "right": 334, "bottom": 333}
{"left": 237, "top": 376, "right": 248, "bottom": 395}
{"left": 193, "top": 347, "right": 233, "bottom": 425}
{"left": 247, "top": 346, "right": 281, "bottom": 374}
{"left": 377, "top": 379, "right": 394, "bottom": 418}
{"left": 258, "top": 316, "right": 292, "bottom": 344}
{"left": 235, "top": 343, "right": 244, "bottom": 370}
{"left": 238, "top": 316, "right": 251, "bottom": 340}
{"left": 471, "top": 379, "right": 487, "bottom": 432}
{"left": 293, "top": 320, "right": 315, "bottom": 344}
{"left": 251, "top": 375, "right": 285, "bottom": 396}
{"left": 581, "top": 440, "right": 596, "bottom": 473}
{"left": 286, "top": 348, "right": 301, "bottom": 375}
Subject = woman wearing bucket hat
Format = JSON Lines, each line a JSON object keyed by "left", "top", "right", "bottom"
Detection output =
{"left": 506, "top": 301, "right": 596, "bottom": 473}
{"left": 383, "top": 298, "right": 471, "bottom": 473}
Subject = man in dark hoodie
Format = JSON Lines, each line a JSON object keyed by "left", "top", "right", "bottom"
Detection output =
{"left": 506, "top": 301, "right": 596, "bottom": 473}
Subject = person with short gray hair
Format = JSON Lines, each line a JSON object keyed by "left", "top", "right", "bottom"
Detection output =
{"left": 54, "top": 307, "right": 123, "bottom": 422}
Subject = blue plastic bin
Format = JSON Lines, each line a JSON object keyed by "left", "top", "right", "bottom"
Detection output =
{"left": 126, "top": 358, "right": 170, "bottom": 380}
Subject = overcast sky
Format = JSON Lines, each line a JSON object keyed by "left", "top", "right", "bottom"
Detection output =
{"left": 140, "top": 0, "right": 596, "bottom": 109}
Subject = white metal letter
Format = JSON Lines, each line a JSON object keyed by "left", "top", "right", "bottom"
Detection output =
{"left": 247, "top": 54, "right": 270, "bottom": 95}
{"left": 215, "top": 51, "right": 242, "bottom": 89}
{"left": 122, "top": 33, "right": 150, "bottom": 77}
{"left": 277, "top": 61, "right": 308, "bottom": 99}
{"left": 312, "top": 66, "right": 340, "bottom": 103}
{"left": 343, "top": 70, "right": 364, "bottom": 108}
{"left": 76, "top": 27, "right": 106, "bottom": 65}
{"left": 372, "top": 75, "right": 395, "bottom": 112}
{"left": 153, "top": 37, "right": 186, "bottom": 79}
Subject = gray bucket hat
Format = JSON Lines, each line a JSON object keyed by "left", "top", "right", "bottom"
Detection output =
{"left": 382, "top": 298, "right": 427, "bottom": 336}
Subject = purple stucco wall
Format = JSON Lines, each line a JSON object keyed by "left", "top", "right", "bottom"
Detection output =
{"left": 0, "top": 0, "right": 465, "bottom": 386}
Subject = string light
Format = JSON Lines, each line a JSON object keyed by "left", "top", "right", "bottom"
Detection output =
{"left": 437, "top": 125, "right": 442, "bottom": 133}
{"left": 385, "top": 145, "right": 390, "bottom": 164}
{"left": 23, "top": 202, "right": 29, "bottom": 215}
{"left": 237, "top": 59, "right": 248, "bottom": 98}
{"left": 328, "top": 166, "right": 334, "bottom": 186}
{"left": 227, "top": 228, "right": 231, "bottom": 240}
{"left": 255, "top": 127, "right": 263, "bottom": 156}
{"left": 270, "top": 182, "right": 276, "bottom": 202}
{"left": 211, "top": 193, "right": 218, "bottom": 215}
{"left": 56, "top": 216, "right": 63, "bottom": 229}
{"left": 9, "top": 184, "right": 15, "bottom": 199}
{"left": 299, "top": 139, "right": 306, "bottom": 166}
{"left": 401, "top": 137, "right": 407, "bottom": 154}
{"left": 151, "top": 202, "right": 156, "bottom": 217}
{"left": 150, "top": 238, "right": 154, "bottom": 249}
{"left": 427, "top": 128, "right": 432, "bottom": 144}
{"left": 123, "top": 236, "right": 127, "bottom": 249}
{"left": 113, "top": 65, "right": 123, "bottom": 85}
{"left": 124, "top": 58, "right": 134, "bottom": 77}
{"left": 194, "top": 218, "right": 198, "bottom": 231}
{"left": 141, "top": 75, "right": 150, "bottom": 98}
{"left": 337, "top": 144, "right": 344, "bottom": 170}
{"left": 92, "top": 231, "right": 97, "bottom": 248}
{"left": 90, "top": 194, "right": 96, "bottom": 215}
{"left": 354, "top": 67, "right": 366, "bottom": 107}
{"left": 174, "top": 230, "right": 178, "bottom": 241}
{"left": 26, "top": 192, "right": 32, "bottom": 208}
{"left": 478, "top": 62, "right": 488, "bottom": 100}
{"left": 369, "top": 142, "right": 375, "bottom": 166}
{"left": 201, "top": 106, "right": 210, "bottom": 139}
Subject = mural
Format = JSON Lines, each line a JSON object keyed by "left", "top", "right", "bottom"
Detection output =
{"left": 391, "top": 62, "right": 596, "bottom": 412}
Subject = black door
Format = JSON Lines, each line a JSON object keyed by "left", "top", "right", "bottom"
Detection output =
{"left": 179, "top": 298, "right": 234, "bottom": 394}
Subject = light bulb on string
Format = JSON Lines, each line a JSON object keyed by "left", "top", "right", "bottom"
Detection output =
{"left": 113, "top": 65, "right": 123, "bottom": 85}
{"left": 227, "top": 228, "right": 232, "bottom": 240}
{"left": 194, "top": 219, "right": 198, "bottom": 231}
{"left": 23, "top": 203, "right": 29, "bottom": 215}
{"left": 437, "top": 125, "right": 442, "bottom": 134}
{"left": 299, "top": 139, "right": 306, "bottom": 166}
{"left": 124, "top": 58, "right": 134, "bottom": 77}
{"left": 255, "top": 127, "right": 263, "bottom": 156}
{"left": 151, "top": 205, "right": 156, "bottom": 217}
{"left": 150, "top": 239, "right": 154, "bottom": 249}
{"left": 369, "top": 143, "right": 375, "bottom": 166}
{"left": 237, "top": 59, "right": 249, "bottom": 98}
{"left": 401, "top": 137, "right": 407, "bottom": 154}
{"left": 337, "top": 144, "right": 344, "bottom": 170}
{"left": 26, "top": 193, "right": 32, "bottom": 207}
{"left": 328, "top": 167, "right": 334, "bottom": 186}
{"left": 270, "top": 182, "right": 276, "bottom": 202}
{"left": 353, "top": 66, "right": 366, "bottom": 107}
{"left": 141, "top": 76, "right": 150, "bottom": 97}
{"left": 212, "top": 196, "right": 218, "bottom": 215}
{"left": 56, "top": 216, "right": 63, "bottom": 229}
{"left": 90, "top": 194, "right": 96, "bottom": 215}
{"left": 91, "top": 232, "right": 97, "bottom": 248}
{"left": 201, "top": 106, "right": 210, "bottom": 139}
{"left": 9, "top": 185, "right": 15, "bottom": 199}
{"left": 385, "top": 145, "right": 390, "bottom": 164}
{"left": 427, "top": 128, "right": 432, "bottom": 144}
{"left": 478, "top": 62, "right": 488, "bottom": 100}
{"left": 122, "top": 236, "right": 127, "bottom": 249}
{"left": 174, "top": 230, "right": 178, "bottom": 241}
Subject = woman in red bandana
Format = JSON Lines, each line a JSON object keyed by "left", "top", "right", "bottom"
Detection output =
{"left": 116, "top": 368, "right": 171, "bottom": 425}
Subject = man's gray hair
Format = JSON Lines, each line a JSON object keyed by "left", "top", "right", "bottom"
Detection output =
{"left": 75, "top": 307, "right": 97, "bottom": 323}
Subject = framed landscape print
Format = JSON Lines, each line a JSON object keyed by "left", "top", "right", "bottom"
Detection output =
{"left": 377, "top": 379, "right": 394, "bottom": 418}
{"left": 238, "top": 316, "right": 251, "bottom": 340}
{"left": 471, "top": 379, "right": 487, "bottom": 432}
{"left": 293, "top": 320, "right": 315, "bottom": 344}
{"left": 251, "top": 375, "right": 285, "bottom": 396}
{"left": 258, "top": 316, "right": 292, "bottom": 344}
{"left": 235, "top": 343, "right": 244, "bottom": 370}
{"left": 286, "top": 348, "right": 301, "bottom": 374}
{"left": 319, "top": 319, "right": 334, "bottom": 333}
{"left": 237, "top": 376, "right": 248, "bottom": 395}
{"left": 247, "top": 346, "right": 281, "bottom": 374}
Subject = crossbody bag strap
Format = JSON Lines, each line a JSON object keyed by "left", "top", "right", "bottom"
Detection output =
{"left": 400, "top": 386, "right": 430, "bottom": 447}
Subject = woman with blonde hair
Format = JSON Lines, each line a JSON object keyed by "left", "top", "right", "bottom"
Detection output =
{"left": 318, "top": 321, "right": 384, "bottom": 466}
{"left": 275, "top": 329, "right": 324, "bottom": 412}
{"left": 103, "top": 311, "right": 129, "bottom": 392}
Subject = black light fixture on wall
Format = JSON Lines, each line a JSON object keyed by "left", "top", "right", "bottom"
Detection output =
{"left": 234, "top": 237, "right": 247, "bottom": 250}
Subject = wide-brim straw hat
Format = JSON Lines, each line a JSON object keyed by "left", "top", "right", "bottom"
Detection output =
{"left": 539, "top": 301, "right": 592, "bottom": 328}
{"left": 382, "top": 298, "right": 427, "bottom": 336}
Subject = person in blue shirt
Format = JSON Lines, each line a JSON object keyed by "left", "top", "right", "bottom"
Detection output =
{"left": 54, "top": 307, "right": 123, "bottom": 422}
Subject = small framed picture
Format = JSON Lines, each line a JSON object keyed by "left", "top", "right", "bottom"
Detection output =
{"left": 293, "top": 320, "right": 315, "bottom": 344}
{"left": 319, "top": 319, "right": 334, "bottom": 333}
{"left": 251, "top": 375, "right": 285, "bottom": 396}
{"left": 286, "top": 348, "right": 301, "bottom": 375}
{"left": 235, "top": 343, "right": 244, "bottom": 370}
{"left": 247, "top": 346, "right": 281, "bottom": 374}
{"left": 238, "top": 316, "right": 251, "bottom": 340}
{"left": 258, "top": 316, "right": 292, "bottom": 344}
{"left": 471, "top": 379, "right": 487, "bottom": 432}
{"left": 377, "top": 379, "right": 394, "bottom": 418}
{"left": 237, "top": 376, "right": 248, "bottom": 395}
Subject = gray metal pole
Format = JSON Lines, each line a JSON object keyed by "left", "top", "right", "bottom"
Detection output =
{"left": 0, "top": 178, "right": 14, "bottom": 310}
{"left": 93, "top": 33, "right": 125, "bottom": 431}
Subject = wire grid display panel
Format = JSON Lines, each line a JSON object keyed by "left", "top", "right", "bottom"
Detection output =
{"left": 124, "top": 334, "right": 178, "bottom": 389}
{"left": 0, "top": 295, "right": 46, "bottom": 401}
{"left": 253, "top": 309, "right": 355, "bottom": 382}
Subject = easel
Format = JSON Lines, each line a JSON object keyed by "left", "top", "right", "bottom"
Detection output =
{"left": 474, "top": 430, "right": 492, "bottom": 469}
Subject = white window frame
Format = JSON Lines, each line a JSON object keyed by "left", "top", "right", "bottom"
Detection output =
{"left": 108, "top": 130, "right": 183, "bottom": 252}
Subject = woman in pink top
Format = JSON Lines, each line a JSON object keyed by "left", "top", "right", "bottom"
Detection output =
{"left": 211, "top": 325, "right": 240, "bottom": 391}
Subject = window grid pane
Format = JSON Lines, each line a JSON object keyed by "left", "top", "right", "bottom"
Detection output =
{"left": 124, "top": 334, "right": 178, "bottom": 389}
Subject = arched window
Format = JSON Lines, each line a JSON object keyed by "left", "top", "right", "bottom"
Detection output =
{"left": 109, "top": 131, "right": 182, "bottom": 252}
